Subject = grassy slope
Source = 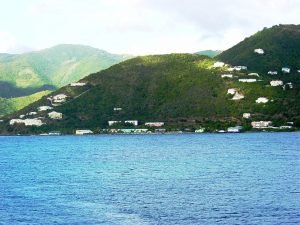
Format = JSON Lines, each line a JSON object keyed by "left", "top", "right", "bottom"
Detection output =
{"left": 0, "top": 90, "right": 51, "bottom": 117}
{"left": 3, "top": 54, "right": 299, "bottom": 134}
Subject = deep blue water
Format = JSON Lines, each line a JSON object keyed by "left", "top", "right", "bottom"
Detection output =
{"left": 0, "top": 133, "right": 299, "bottom": 225}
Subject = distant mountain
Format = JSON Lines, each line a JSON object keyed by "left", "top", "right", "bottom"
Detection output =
{"left": 0, "top": 44, "right": 131, "bottom": 116}
{"left": 0, "top": 44, "right": 131, "bottom": 96}
{"left": 196, "top": 50, "right": 222, "bottom": 57}
{"left": 217, "top": 24, "right": 300, "bottom": 74}
{"left": 2, "top": 53, "right": 299, "bottom": 134}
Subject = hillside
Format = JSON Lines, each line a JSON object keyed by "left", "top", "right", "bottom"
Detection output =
{"left": 217, "top": 24, "right": 300, "bottom": 75}
{"left": 1, "top": 53, "right": 299, "bottom": 135}
{"left": 196, "top": 50, "right": 222, "bottom": 57}
{"left": 0, "top": 90, "right": 51, "bottom": 117}
{"left": 0, "top": 44, "right": 131, "bottom": 116}
{"left": 0, "top": 44, "right": 131, "bottom": 97}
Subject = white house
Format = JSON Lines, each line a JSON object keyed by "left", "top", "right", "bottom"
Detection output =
{"left": 70, "top": 82, "right": 86, "bottom": 87}
{"left": 76, "top": 130, "right": 93, "bottom": 135}
{"left": 52, "top": 94, "right": 68, "bottom": 103}
{"left": 145, "top": 122, "right": 165, "bottom": 127}
{"left": 270, "top": 80, "right": 283, "bottom": 86}
{"left": 227, "top": 67, "right": 235, "bottom": 72}
{"left": 298, "top": 70, "right": 300, "bottom": 73}
{"left": 251, "top": 121, "right": 272, "bottom": 129}
{"left": 227, "top": 88, "right": 237, "bottom": 95}
{"left": 10, "top": 118, "right": 44, "bottom": 126}
{"left": 254, "top": 48, "right": 264, "bottom": 54}
{"left": 243, "top": 113, "right": 251, "bottom": 119}
{"left": 221, "top": 74, "right": 233, "bottom": 78}
{"left": 227, "top": 126, "right": 243, "bottom": 133}
{"left": 234, "top": 66, "right": 247, "bottom": 71}
{"left": 286, "top": 82, "right": 293, "bottom": 89}
{"left": 27, "top": 112, "right": 37, "bottom": 116}
{"left": 232, "top": 92, "right": 244, "bottom": 100}
{"left": 19, "top": 115, "right": 25, "bottom": 118}
{"left": 48, "top": 111, "right": 63, "bottom": 119}
{"left": 195, "top": 128, "right": 205, "bottom": 133}
{"left": 37, "top": 106, "right": 53, "bottom": 111}
{"left": 268, "top": 71, "right": 278, "bottom": 75}
{"left": 213, "top": 61, "right": 225, "bottom": 68}
{"left": 113, "top": 107, "right": 122, "bottom": 111}
{"left": 256, "top": 97, "right": 269, "bottom": 103}
{"left": 125, "top": 120, "right": 138, "bottom": 126}
{"left": 108, "top": 121, "right": 121, "bottom": 126}
{"left": 282, "top": 67, "right": 290, "bottom": 73}
{"left": 239, "top": 79, "right": 257, "bottom": 83}
{"left": 248, "top": 73, "right": 259, "bottom": 77}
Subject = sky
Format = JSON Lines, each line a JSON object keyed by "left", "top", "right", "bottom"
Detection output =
{"left": 0, "top": 0, "right": 299, "bottom": 55}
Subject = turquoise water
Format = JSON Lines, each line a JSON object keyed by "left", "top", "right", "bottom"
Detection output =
{"left": 0, "top": 133, "right": 299, "bottom": 224}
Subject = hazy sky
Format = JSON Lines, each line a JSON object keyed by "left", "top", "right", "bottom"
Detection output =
{"left": 0, "top": 0, "right": 299, "bottom": 55}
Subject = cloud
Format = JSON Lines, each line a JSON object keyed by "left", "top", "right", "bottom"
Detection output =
{"left": 0, "top": 32, "right": 33, "bottom": 54}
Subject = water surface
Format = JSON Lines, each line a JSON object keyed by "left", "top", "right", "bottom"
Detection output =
{"left": 0, "top": 133, "right": 299, "bottom": 224}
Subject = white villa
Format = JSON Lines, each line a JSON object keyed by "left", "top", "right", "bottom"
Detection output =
{"left": 52, "top": 94, "right": 68, "bottom": 103}
{"left": 256, "top": 97, "right": 269, "bottom": 103}
{"left": 19, "top": 115, "right": 25, "bottom": 118}
{"left": 243, "top": 113, "right": 251, "bottom": 119}
{"left": 27, "top": 112, "right": 37, "bottom": 116}
{"left": 251, "top": 121, "right": 272, "bottom": 129}
{"left": 227, "top": 88, "right": 237, "bottom": 95}
{"left": 38, "top": 106, "right": 53, "bottom": 111}
{"left": 239, "top": 79, "right": 257, "bottom": 83}
{"left": 213, "top": 61, "right": 225, "bottom": 68}
{"left": 70, "top": 82, "right": 86, "bottom": 87}
{"left": 221, "top": 74, "right": 233, "bottom": 78}
{"left": 125, "top": 120, "right": 139, "bottom": 126}
{"left": 270, "top": 80, "right": 283, "bottom": 86}
{"left": 113, "top": 107, "right": 122, "bottom": 111}
{"left": 232, "top": 92, "right": 244, "bottom": 100}
{"left": 254, "top": 48, "right": 264, "bottom": 54}
{"left": 48, "top": 111, "right": 63, "bottom": 120}
{"left": 227, "top": 126, "right": 243, "bottom": 133}
{"left": 248, "top": 73, "right": 259, "bottom": 77}
{"left": 76, "top": 130, "right": 93, "bottom": 135}
{"left": 108, "top": 121, "right": 121, "bottom": 126}
{"left": 234, "top": 66, "right": 247, "bottom": 71}
{"left": 145, "top": 122, "right": 165, "bottom": 127}
{"left": 268, "top": 71, "right": 278, "bottom": 75}
{"left": 282, "top": 67, "right": 290, "bottom": 73}
{"left": 10, "top": 118, "right": 44, "bottom": 126}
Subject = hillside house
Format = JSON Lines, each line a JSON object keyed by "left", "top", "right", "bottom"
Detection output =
{"left": 232, "top": 92, "right": 244, "bottom": 100}
{"left": 27, "top": 112, "right": 37, "bottom": 116}
{"left": 239, "top": 79, "right": 257, "bottom": 83}
{"left": 113, "top": 107, "right": 122, "bottom": 111}
{"left": 268, "top": 71, "right": 278, "bottom": 75}
{"left": 19, "top": 115, "right": 25, "bottom": 118}
{"left": 282, "top": 67, "right": 290, "bottom": 73}
{"left": 254, "top": 48, "right": 264, "bottom": 54}
{"left": 38, "top": 106, "right": 53, "bottom": 111}
{"left": 108, "top": 121, "right": 121, "bottom": 126}
{"left": 243, "top": 113, "right": 251, "bottom": 119}
{"left": 227, "top": 67, "right": 235, "bottom": 72}
{"left": 125, "top": 120, "right": 138, "bottom": 126}
{"left": 76, "top": 130, "right": 93, "bottom": 135}
{"left": 145, "top": 122, "right": 165, "bottom": 127}
{"left": 270, "top": 80, "right": 283, "bottom": 86}
{"left": 10, "top": 118, "right": 43, "bottom": 126}
{"left": 280, "top": 126, "right": 293, "bottom": 129}
{"left": 298, "top": 70, "right": 300, "bottom": 73}
{"left": 70, "top": 82, "right": 86, "bottom": 87}
{"left": 251, "top": 121, "right": 272, "bottom": 129}
{"left": 195, "top": 128, "right": 205, "bottom": 133}
{"left": 221, "top": 74, "right": 233, "bottom": 78}
{"left": 48, "top": 111, "right": 63, "bottom": 119}
{"left": 248, "top": 73, "right": 259, "bottom": 77}
{"left": 134, "top": 129, "right": 149, "bottom": 133}
{"left": 227, "top": 88, "right": 237, "bottom": 95}
{"left": 256, "top": 97, "right": 269, "bottom": 103}
{"left": 285, "top": 82, "right": 293, "bottom": 89}
{"left": 53, "top": 94, "right": 68, "bottom": 103}
{"left": 213, "top": 61, "right": 225, "bottom": 68}
{"left": 234, "top": 66, "right": 247, "bottom": 71}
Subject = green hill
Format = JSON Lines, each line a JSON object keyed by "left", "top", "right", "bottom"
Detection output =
{"left": 2, "top": 53, "right": 299, "bottom": 134}
{"left": 0, "top": 44, "right": 131, "bottom": 95}
{"left": 217, "top": 24, "right": 300, "bottom": 75}
{"left": 196, "top": 50, "right": 222, "bottom": 57}
{"left": 0, "top": 44, "right": 131, "bottom": 116}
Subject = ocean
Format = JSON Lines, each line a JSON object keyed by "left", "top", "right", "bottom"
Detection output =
{"left": 0, "top": 133, "right": 299, "bottom": 224}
